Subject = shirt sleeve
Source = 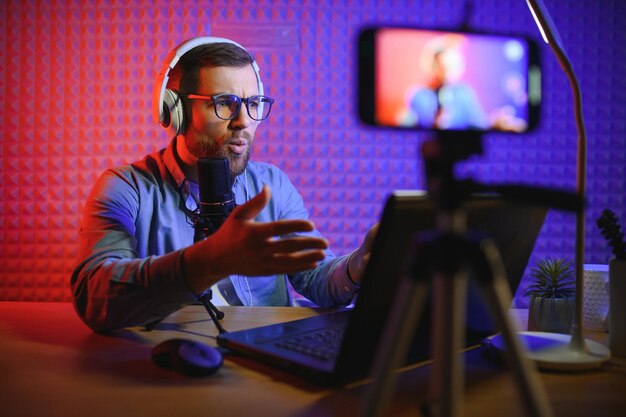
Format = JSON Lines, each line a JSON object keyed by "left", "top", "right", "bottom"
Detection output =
{"left": 291, "top": 253, "right": 361, "bottom": 307}
{"left": 70, "top": 169, "right": 196, "bottom": 332}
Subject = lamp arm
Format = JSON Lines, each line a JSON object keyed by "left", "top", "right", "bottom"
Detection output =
{"left": 527, "top": 0, "right": 589, "bottom": 351}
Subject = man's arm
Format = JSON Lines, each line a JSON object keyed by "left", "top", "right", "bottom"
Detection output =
{"left": 71, "top": 169, "right": 197, "bottom": 332}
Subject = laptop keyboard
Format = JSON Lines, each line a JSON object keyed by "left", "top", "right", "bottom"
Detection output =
{"left": 273, "top": 327, "right": 345, "bottom": 361}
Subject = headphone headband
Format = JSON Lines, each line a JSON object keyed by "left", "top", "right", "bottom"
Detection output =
{"left": 151, "top": 36, "right": 263, "bottom": 138}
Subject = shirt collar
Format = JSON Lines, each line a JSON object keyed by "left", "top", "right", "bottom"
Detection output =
{"left": 163, "top": 137, "right": 188, "bottom": 191}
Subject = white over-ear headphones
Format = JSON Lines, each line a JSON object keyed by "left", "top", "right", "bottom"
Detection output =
{"left": 151, "top": 36, "right": 264, "bottom": 139}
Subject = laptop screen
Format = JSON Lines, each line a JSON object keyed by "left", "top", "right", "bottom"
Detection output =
{"left": 334, "top": 191, "right": 547, "bottom": 381}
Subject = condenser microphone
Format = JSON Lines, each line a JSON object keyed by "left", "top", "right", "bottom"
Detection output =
{"left": 195, "top": 157, "right": 235, "bottom": 241}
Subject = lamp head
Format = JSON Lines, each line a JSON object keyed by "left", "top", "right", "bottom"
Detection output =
{"left": 526, "top": 0, "right": 565, "bottom": 49}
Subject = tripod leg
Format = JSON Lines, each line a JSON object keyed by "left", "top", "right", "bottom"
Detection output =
{"left": 479, "top": 240, "right": 554, "bottom": 417}
{"left": 428, "top": 270, "right": 468, "bottom": 417}
{"left": 360, "top": 275, "right": 430, "bottom": 417}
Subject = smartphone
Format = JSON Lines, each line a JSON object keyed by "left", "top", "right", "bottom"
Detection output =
{"left": 358, "top": 26, "right": 541, "bottom": 133}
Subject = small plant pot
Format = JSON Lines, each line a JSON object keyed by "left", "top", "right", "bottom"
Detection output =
{"left": 527, "top": 296, "right": 575, "bottom": 334}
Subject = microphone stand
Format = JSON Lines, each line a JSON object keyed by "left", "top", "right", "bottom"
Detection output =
{"left": 193, "top": 214, "right": 228, "bottom": 334}
{"left": 146, "top": 158, "right": 233, "bottom": 333}
{"left": 143, "top": 214, "right": 227, "bottom": 333}
{"left": 192, "top": 156, "right": 237, "bottom": 332}
{"left": 199, "top": 290, "right": 227, "bottom": 334}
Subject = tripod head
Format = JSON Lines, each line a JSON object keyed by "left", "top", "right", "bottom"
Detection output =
{"left": 421, "top": 130, "right": 483, "bottom": 212}
{"left": 422, "top": 130, "right": 583, "bottom": 214}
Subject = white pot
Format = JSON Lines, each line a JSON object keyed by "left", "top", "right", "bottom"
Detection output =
{"left": 583, "top": 264, "right": 609, "bottom": 331}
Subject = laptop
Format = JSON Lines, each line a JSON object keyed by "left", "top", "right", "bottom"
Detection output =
{"left": 216, "top": 191, "right": 547, "bottom": 385}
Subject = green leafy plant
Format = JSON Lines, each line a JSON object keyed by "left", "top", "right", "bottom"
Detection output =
{"left": 596, "top": 209, "right": 626, "bottom": 260}
{"left": 525, "top": 257, "right": 575, "bottom": 299}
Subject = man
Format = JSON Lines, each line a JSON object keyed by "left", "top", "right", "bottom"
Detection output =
{"left": 401, "top": 34, "right": 489, "bottom": 130}
{"left": 71, "top": 37, "right": 376, "bottom": 332}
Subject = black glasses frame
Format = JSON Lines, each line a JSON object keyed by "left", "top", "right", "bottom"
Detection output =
{"left": 184, "top": 93, "right": 274, "bottom": 121}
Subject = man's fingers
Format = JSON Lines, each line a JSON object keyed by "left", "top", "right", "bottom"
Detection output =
{"left": 228, "top": 186, "right": 320, "bottom": 241}
{"left": 238, "top": 249, "right": 327, "bottom": 277}
{"left": 270, "top": 250, "right": 327, "bottom": 270}
{"left": 267, "top": 236, "right": 329, "bottom": 253}
{"left": 254, "top": 219, "right": 316, "bottom": 238}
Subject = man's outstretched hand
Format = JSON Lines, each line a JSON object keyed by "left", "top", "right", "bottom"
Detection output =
{"left": 183, "top": 186, "right": 329, "bottom": 295}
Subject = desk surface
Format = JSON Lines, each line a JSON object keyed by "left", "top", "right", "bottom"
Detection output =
{"left": 1, "top": 302, "right": 624, "bottom": 417}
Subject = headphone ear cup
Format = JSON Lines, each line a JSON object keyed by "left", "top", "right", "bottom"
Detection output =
{"left": 162, "top": 89, "right": 185, "bottom": 138}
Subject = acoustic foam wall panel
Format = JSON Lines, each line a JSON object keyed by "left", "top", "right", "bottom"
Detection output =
{"left": 0, "top": 0, "right": 624, "bottom": 308}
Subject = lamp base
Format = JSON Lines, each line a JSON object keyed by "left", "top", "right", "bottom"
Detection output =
{"left": 490, "top": 331, "right": 610, "bottom": 371}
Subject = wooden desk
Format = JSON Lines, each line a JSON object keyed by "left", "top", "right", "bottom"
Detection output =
{"left": 1, "top": 302, "right": 624, "bottom": 417}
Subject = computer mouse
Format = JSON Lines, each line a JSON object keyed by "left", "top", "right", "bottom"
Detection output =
{"left": 151, "top": 338, "right": 223, "bottom": 377}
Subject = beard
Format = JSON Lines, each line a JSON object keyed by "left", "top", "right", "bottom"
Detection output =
{"left": 185, "top": 130, "right": 253, "bottom": 178}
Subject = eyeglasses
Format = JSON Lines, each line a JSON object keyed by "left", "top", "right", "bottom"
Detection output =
{"left": 183, "top": 93, "right": 274, "bottom": 121}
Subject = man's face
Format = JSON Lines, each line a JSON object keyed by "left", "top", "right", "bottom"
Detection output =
{"left": 435, "top": 48, "right": 465, "bottom": 84}
{"left": 184, "top": 65, "right": 261, "bottom": 177}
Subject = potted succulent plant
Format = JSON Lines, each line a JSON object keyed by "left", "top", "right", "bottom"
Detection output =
{"left": 526, "top": 257, "right": 576, "bottom": 334}
{"left": 596, "top": 209, "right": 626, "bottom": 356}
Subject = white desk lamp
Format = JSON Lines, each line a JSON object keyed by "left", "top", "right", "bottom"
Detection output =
{"left": 493, "top": 0, "right": 610, "bottom": 370}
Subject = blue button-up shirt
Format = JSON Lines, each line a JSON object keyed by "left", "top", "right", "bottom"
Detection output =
{"left": 71, "top": 138, "right": 358, "bottom": 332}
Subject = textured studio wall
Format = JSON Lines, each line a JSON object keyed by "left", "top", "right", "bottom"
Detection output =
{"left": 1, "top": 0, "right": 625, "bottom": 307}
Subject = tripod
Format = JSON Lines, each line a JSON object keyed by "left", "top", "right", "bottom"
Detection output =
{"left": 360, "top": 131, "right": 559, "bottom": 417}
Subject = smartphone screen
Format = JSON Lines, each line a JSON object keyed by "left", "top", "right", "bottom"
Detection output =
{"left": 358, "top": 26, "right": 540, "bottom": 133}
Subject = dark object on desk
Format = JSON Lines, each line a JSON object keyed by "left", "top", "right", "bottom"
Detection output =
{"left": 217, "top": 192, "right": 547, "bottom": 385}
{"left": 152, "top": 338, "right": 223, "bottom": 377}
